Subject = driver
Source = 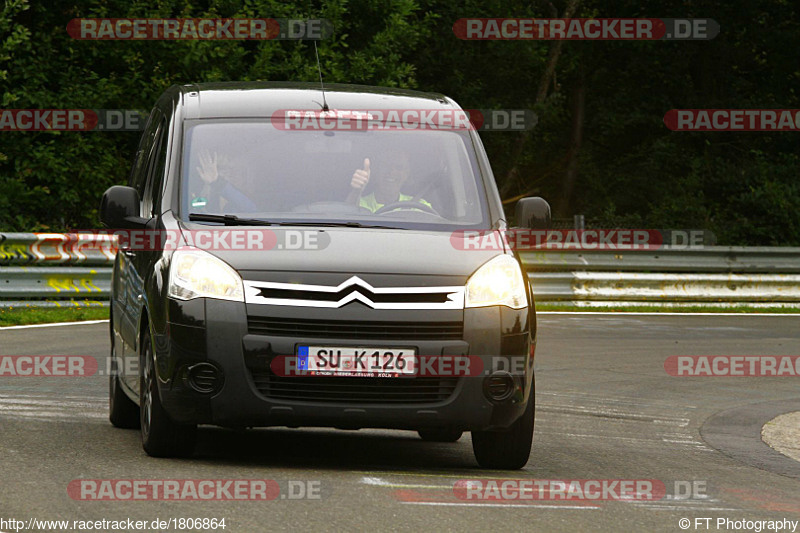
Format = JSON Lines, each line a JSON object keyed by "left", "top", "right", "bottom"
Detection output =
{"left": 191, "top": 150, "right": 257, "bottom": 213}
{"left": 346, "top": 151, "right": 432, "bottom": 213}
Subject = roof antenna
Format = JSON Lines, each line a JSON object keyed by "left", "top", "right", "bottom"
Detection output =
{"left": 313, "top": 41, "right": 329, "bottom": 112}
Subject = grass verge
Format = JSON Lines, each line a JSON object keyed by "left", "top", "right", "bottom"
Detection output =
{"left": 0, "top": 306, "right": 109, "bottom": 327}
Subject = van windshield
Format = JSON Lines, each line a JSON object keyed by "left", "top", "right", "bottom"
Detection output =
{"left": 180, "top": 120, "right": 490, "bottom": 230}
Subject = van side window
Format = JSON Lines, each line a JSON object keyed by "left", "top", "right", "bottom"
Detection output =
{"left": 143, "top": 115, "right": 170, "bottom": 216}
{"left": 129, "top": 109, "right": 163, "bottom": 206}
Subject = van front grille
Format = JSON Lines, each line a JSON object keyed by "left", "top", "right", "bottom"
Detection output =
{"left": 247, "top": 316, "right": 463, "bottom": 340}
{"left": 249, "top": 373, "right": 459, "bottom": 404}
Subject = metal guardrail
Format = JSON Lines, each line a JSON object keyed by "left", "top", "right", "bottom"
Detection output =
{"left": 0, "top": 232, "right": 116, "bottom": 266}
{"left": 0, "top": 266, "right": 112, "bottom": 297}
{"left": 518, "top": 247, "right": 800, "bottom": 273}
{"left": 2, "top": 233, "right": 800, "bottom": 308}
{"left": 520, "top": 248, "right": 800, "bottom": 307}
{"left": 0, "top": 233, "right": 115, "bottom": 307}
{"left": 529, "top": 272, "right": 800, "bottom": 306}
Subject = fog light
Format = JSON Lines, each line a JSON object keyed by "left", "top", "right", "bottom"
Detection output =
{"left": 185, "top": 363, "right": 223, "bottom": 394}
{"left": 483, "top": 372, "right": 515, "bottom": 402}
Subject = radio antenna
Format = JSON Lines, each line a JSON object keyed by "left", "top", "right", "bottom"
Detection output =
{"left": 313, "top": 41, "right": 329, "bottom": 112}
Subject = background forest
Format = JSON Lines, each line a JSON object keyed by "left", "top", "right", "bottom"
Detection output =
{"left": 1, "top": 0, "right": 798, "bottom": 244}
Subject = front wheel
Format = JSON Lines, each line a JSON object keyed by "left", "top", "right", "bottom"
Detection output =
{"left": 140, "top": 327, "right": 196, "bottom": 457}
{"left": 109, "top": 322, "right": 139, "bottom": 429}
{"left": 471, "top": 393, "right": 534, "bottom": 469}
{"left": 110, "top": 372, "right": 140, "bottom": 428}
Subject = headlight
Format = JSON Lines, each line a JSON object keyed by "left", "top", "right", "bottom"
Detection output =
{"left": 168, "top": 247, "right": 244, "bottom": 302}
{"left": 465, "top": 254, "right": 527, "bottom": 309}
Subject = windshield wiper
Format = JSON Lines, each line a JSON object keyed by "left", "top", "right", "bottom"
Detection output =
{"left": 188, "top": 213, "right": 275, "bottom": 226}
{"left": 277, "top": 221, "right": 405, "bottom": 229}
{"left": 188, "top": 215, "right": 407, "bottom": 229}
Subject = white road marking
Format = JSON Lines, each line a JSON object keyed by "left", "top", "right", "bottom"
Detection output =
{"left": 0, "top": 394, "right": 106, "bottom": 421}
{"left": 400, "top": 502, "right": 601, "bottom": 509}
{"left": 661, "top": 438, "right": 704, "bottom": 445}
{"left": 0, "top": 319, "right": 108, "bottom": 331}
{"left": 362, "top": 476, "right": 626, "bottom": 511}
{"left": 538, "top": 391, "right": 699, "bottom": 410}
{"left": 361, "top": 476, "right": 387, "bottom": 485}
{"left": 538, "top": 403, "right": 691, "bottom": 426}
{"left": 360, "top": 477, "right": 452, "bottom": 489}
{"left": 355, "top": 471, "right": 536, "bottom": 479}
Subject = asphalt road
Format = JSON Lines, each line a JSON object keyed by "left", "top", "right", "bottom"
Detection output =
{"left": 1, "top": 314, "right": 799, "bottom": 532}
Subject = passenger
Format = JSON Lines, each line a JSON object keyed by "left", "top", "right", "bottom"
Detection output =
{"left": 347, "top": 151, "right": 432, "bottom": 213}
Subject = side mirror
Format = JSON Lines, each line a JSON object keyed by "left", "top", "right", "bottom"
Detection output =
{"left": 515, "top": 197, "right": 551, "bottom": 229}
{"left": 100, "top": 186, "right": 148, "bottom": 229}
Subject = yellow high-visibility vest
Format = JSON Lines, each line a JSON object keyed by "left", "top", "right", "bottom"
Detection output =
{"left": 359, "top": 193, "right": 432, "bottom": 213}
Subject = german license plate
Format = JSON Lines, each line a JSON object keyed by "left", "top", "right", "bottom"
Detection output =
{"left": 296, "top": 346, "right": 416, "bottom": 377}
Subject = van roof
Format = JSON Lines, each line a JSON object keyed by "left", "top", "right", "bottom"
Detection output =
{"left": 175, "top": 82, "right": 457, "bottom": 119}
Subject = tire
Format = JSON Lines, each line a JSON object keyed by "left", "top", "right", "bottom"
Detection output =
{"left": 109, "top": 322, "right": 140, "bottom": 429}
{"left": 471, "top": 393, "right": 535, "bottom": 470}
{"left": 139, "top": 327, "right": 196, "bottom": 457}
{"left": 110, "top": 373, "right": 140, "bottom": 428}
{"left": 418, "top": 428, "right": 463, "bottom": 442}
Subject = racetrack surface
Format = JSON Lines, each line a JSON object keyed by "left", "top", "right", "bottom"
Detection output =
{"left": 1, "top": 314, "right": 799, "bottom": 532}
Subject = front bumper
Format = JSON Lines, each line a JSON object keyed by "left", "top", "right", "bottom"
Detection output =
{"left": 155, "top": 298, "right": 534, "bottom": 431}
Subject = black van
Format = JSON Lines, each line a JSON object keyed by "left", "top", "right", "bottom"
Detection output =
{"left": 101, "top": 82, "right": 550, "bottom": 469}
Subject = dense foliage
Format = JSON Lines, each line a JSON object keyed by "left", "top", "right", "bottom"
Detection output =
{"left": 1, "top": 0, "right": 798, "bottom": 244}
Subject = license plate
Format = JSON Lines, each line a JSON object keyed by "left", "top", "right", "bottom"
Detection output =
{"left": 296, "top": 346, "right": 416, "bottom": 377}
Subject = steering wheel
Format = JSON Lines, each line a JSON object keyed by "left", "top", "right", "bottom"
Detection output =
{"left": 373, "top": 200, "right": 441, "bottom": 216}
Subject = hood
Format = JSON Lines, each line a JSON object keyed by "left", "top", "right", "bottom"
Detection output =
{"left": 178, "top": 225, "right": 507, "bottom": 280}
